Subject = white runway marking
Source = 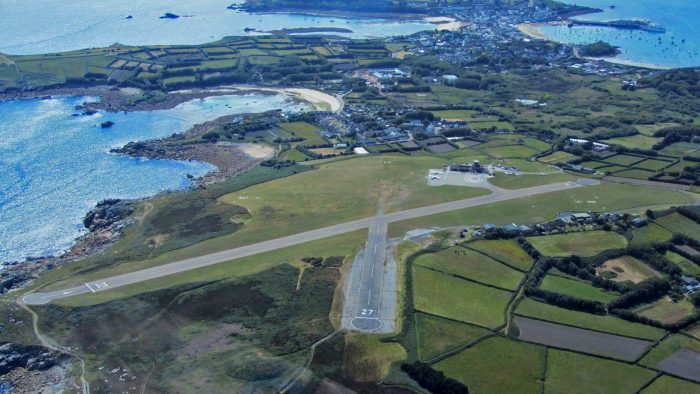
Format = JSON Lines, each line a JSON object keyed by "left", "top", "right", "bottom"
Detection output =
{"left": 84, "top": 283, "right": 96, "bottom": 293}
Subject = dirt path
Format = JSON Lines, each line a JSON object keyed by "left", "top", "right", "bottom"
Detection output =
{"left": 278, "top": 329, "right": 341, "bottom": 393}
{"left": 18, "top": 298, "right": 90, "bottom": 393}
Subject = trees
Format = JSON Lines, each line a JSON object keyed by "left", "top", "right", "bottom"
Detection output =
{"left": 401, "top": 362, "right": 469, "bottom": 394}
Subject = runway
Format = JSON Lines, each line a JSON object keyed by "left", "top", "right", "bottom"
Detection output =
{"left": 23, "top": 181, "right": 580, "bottom": 305}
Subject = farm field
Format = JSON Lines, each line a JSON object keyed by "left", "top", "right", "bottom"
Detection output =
{"left": 528, "top": 231, "right": 628, "bottom": 257}
{"left": 278, "top": 121, "right": 325, "bottom": 145}
{"left": 602, "top": 135, "right": 661, "bottom": 151}
{"left": 430, "top": 109, "right": 478, "bottom": 121}
{"left": 613, "top": 168, "right": 655, "bottom": 180}
{"left": 657, "top": 212, "right": 700, "bottom": 241}
{"left": 639, "top": 334, "right": 700, "bottom": 369}
{"left": 538, "top": 151, "right": 578, "bottom": 164}
{"left": 656, "top": 349, "right": 700, "bottom": 383}
{"left": 413, "top": 246, "right": 524, "bottom": 290}
{"left": 603, "top": 154, "right": 646, "bottom": 166}
{"left": 631, "top": 223, "right": 674, "bottom": 246}
{"left": 414, "top": 313, "right": 489, "bottom": 361}
{"left": 544, "top": 349, "right": 655, "bottom": 394}
{"left": 665, "top": 251, "right": 700, "bottom": 275}
{"left": 515, "top": 299, "right": 666, "bottom": 340}
{"left": 688, "top": 324, "right": 700, "bottom": 340}
{"left": 597, "top": 255, "right": 661, "bottom": 284}
{"left": 641, "top": 375, "right": 700, "bottom": 394}
{"left": 480, "top": 144, "right": 539, "bottom": 159}
{"left": 434, "top": 337, "right": 544, "bottom": 394}
{"left": 412, "top": 266, "right": 512, "bottom": 328}
{"left": 539, "top": 275, "right": 618, "bottom": 303}
{"left": 466, "top": 239, "right": 533, "bottom": 271}
{"left": 515, "top": 316, "right": 651, "bottom": 361}
{"left": 635, "top": 299, "right": 695, "bottom": 325}
{"left": 635, "top": 158, "right": 675, "bottom": 171}
{"left": 388, "top": 182, "right": 696, "bottom": 238}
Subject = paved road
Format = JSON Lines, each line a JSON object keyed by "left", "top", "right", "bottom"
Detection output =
{"left": 349, "top": 222, "right": 388, "bottom": 331}
{"left": 23, "top": 181, "right": 580, "bottom": 305}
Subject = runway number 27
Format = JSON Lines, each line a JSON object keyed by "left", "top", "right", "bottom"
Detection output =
{"left": 361, "top": 309, "right": 374, "bottom": 316}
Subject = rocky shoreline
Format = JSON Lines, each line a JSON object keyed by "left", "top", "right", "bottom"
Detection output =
{"left": 0, "top": 85, "right": 268, "bottom": 114}
{"left": 1, "top": 199, "right": 136, "bottom": 295}
{"left": 1, "top": 109, "right": 273, "bottom": 295}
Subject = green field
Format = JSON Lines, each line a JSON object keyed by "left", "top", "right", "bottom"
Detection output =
{"left": 602, "top": 135, "right": 662, "bottom": 151}
{"left": 414, "top": 246, "right": 524, "bottom": 290}
{"left": 488, "top": 173, "right": 575, "bottom": 190}
{"left": 604, "top": 154, "right": 646, "bottom": 166}
{"left": 640, "top": 334, "right": 700, "bottom": 368}
{"left": 665, "top": 251, "right": 700, "bottom": 276}
{"left": 579, "top": 160, "right": 610, "bottom": 169}
{"left": 435, "top": 337, "right": 544, "bottom": 394}
{"left": 642, "top": 375, "right": 700, "bottom": 394}
{"left": 657, "top": 212, "right": 700, "bottom": 241}
{"left": 598, "top": 165, "right": 629, "bottom": 174}
{"left": 632, "top": 223, "right": 674, "bottom": 246}
{"left": 635, "top": 159, "right": 675, "bottom": 171}
{"left": 635, "top": 299, "right": 696, "bottom": 325}
{"left": 480, "top": 144, "right": 539, "bottom": 159}
{"left": 342, "top": 334, "right": 407, "bottom": 382}
{"left": 412, "top": 266, "right": 512, "bottom": 328}
{"left": 660, "top": 142, "right": 700, "bottom": 157}
{"left": 528, "top": 231, "right": 628, "bottom": 257}
{"left": 278, "top": 121, "right": 325, "bottom": 145}
{"left": 545, "top": 349, "right": 655, "bottom": 394}
{"left": 515, "top": 299, "right": 666, "bottom": 340}
{"left": 431, "top": 109, "right": 478, "bottom": 121}
{"left": 613, "top": 168, "right": 656, "bottom": 180}
{"left": 470, "top": 121, "right": 515, "bottom": 131}
{"left": 467, "top": 239, "right": 534, "bottom": 271}
{"left": 389, "top": 182, "right": 696, "bottom": 238}
{"left": 540, "top": 275, "right": 618, "bottom": 303}
{"left": 414, "top": 313, "right": 489, "bottom": 361}
{"left": 539, "top": 151, "right": 578, "bottom": 164}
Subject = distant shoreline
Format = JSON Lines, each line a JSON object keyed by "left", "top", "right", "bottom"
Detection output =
{"left": 516, "top": 22, "right": 671, "bottom": 70}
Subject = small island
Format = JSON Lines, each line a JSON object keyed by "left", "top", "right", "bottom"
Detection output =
{"left": 579, "top": 41, "right": 620, "bottom": 57}
{"left": 159, "top": 13, "right": 180, "bottom": 19}
{"left": 100, "top": 121, "right": 115, "bottom": 128}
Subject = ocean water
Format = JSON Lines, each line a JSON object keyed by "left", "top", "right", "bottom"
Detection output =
{"left": 537, "top": 0, "right": 700, "bottom": 68}
{"left": 0, "top": 93, "right": 307, "bottom": 263}
{"left": 0, "top": 0, "right": 435, "bottom": 55}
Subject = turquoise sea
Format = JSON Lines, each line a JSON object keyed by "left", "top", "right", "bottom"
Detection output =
{"left": 537, "top": 0, "right": 700, "bottom": 68}
{"left": 0, "top": 94, "right": 307, "bottom": 263}
{"left": 0, "top": 0, "right": 434, "bottom": 55}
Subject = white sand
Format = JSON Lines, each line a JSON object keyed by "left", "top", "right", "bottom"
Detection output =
{"left": 425, "top": 16, "right": 467, "bottom": 32}
{"left": 235, "top": 143, "right": 275, "bottom": 159}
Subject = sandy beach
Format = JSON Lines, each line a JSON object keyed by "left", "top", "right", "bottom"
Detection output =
{"left": 580, "top": 56, "right": 672, "bottom": 70}
{"left": 516, "top": 22, "right": 560, "bottom": 41}
{"left": 195, "top": 85, "right": 344, "bottom": 112}
{"left": 425, "top": 16, "right": 467, "bottom": 32}
{"left": 232, "top": 143, "right": 276, "bottom": 159}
